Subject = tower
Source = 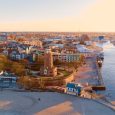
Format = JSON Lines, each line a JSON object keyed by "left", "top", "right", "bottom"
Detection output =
{"left": 40, "top": 49, "right": 57, "bottom": 77}
{"left": 44, "top": 49, "right": 53, "bottom": 69}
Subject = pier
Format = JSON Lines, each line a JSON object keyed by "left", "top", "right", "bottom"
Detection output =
{"left": 92, "top": 59, "right": 106, "bottom": 90}
{"left": 74, "top": 56, "right": 106, "bottom": 91}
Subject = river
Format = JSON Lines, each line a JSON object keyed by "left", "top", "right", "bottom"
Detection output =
{"left": 102, "top": 43, "right": 115, "bottom": 104}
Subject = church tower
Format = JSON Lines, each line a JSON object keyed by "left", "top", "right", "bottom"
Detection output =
{"left": 40, "top": 49, "right": 57, "bottom": 77}
{"left": 44, "top": 49, "right": 53, "bottom": 69}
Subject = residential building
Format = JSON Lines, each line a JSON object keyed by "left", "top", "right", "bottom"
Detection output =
{"left": 66, "top": 82, "right": 82, "bottom": 96}
{"left": 53, "top": 52, "right": 80, "bottom": 62}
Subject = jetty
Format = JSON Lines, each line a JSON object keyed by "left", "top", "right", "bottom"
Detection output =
{"left": 75, "top": 56, "right": 106, "bottom": 91}
{"left": 92, "top": 57, "right": 106, "bottom": 91}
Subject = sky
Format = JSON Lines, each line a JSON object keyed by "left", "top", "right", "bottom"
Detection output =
{"left": 0, "top": 0, "right": 114, "bottom": 32}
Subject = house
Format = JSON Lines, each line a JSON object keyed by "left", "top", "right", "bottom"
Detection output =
{"left": 0, "top": 35, "right": 7, "bottom": 41}
{"left": 0, "top": 72, "right": 17, "bottom": 88}
{"left": 9, "top": 50, "right": 27, "bottom": 60}
{"left": 2, "top": 49, "right": 9, "bottom": 56}
{"left": 28, "top": 53, "right": 37, "bottom": 62}
{"left": 66, "top": 83, "right": 82, "bottom": 96}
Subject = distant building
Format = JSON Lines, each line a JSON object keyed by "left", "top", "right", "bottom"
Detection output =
{"left": 40, "top": 49, "right": 57, "bottom": 77}
{"left": 49, "top": 44, "right": 64, "bottom": 49}
{"left": 98, "top": 36, "right": 104, "bottom": 40}
{"left": 22, "top": 39, "right": 42, "bottom": 48}
{"left": 0, "top": 35, "right": 7, "bottom": 41}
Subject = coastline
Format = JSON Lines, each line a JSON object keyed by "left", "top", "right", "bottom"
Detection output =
{"left": 74, "top": 53, "right": 115, "bottom": 110}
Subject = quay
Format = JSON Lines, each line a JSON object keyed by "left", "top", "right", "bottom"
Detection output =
{"left": 93, "top": 59, "right": 106, "bottom": 90}
{"left": 74, "top": 56, "right": 106, "bottom": 91}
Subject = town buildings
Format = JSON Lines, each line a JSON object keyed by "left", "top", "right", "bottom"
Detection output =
{"left": 0, "top": 32, "right": 107, "bottom": 79}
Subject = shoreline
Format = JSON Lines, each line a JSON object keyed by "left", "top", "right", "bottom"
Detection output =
{"left": 74, "top": 54, "right": 115, "bottom": 110}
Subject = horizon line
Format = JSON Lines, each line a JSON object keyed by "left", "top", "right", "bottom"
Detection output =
{"left": 0, "top": 31, "right": 115, "bottom": 33}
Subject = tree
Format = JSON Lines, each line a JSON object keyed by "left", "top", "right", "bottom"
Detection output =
{"left": 18, "top": 76, "right": 30, "bottom": 89}
{"left": 79, "top": 54, "right": 85, "bottom": 64}
{"left": 30, "top": 55, "right": 44, "bottom": 71}
{"left": 4, "top": 60, "right": 12, "bottom": 72}
{"left": 54, "top": 59, "right": 61, "bottom": 66}
{"left": 18, "top": 76, "right": 40, "bottom": 90}
{"left": 19, "top": 59, "right": 29, "bottom": 69}
{"left": 66, "top": 61, "right": 79, "bottom": 70}
{"left": 11, "top": 62, "right": 25, "bottom": 76}
{"left": 0, "top": 55, "right": 9, "bottom": 71}
{"left": 0, "top": 63, "right": 4, "bottom": 72}
{"left": 37, "top": 55, "right": 44, "bottom": 64}
{"left": 39, "top": 77, "right": 45, "bottom": 89}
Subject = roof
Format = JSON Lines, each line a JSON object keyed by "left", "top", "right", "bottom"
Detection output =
{"left": 66, "top": 83, "right": 82, "bottom": 89}
{"left": 67, "top": 83, "right": 76, "bottom": 88}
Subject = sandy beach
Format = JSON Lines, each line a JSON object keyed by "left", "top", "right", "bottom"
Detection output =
{"left": 0, "top": 91, "right": 115, "bottom": 115}
{"left": 75, "top": 57, "right": 99, "bottom": 85}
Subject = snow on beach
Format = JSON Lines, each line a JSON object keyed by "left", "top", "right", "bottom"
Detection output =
{"left": 0, "top": 91, "right": 115, "bottom": 115}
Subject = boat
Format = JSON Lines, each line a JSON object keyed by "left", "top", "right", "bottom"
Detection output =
{"left": 97, "top": 60, "right": 103, "bottom": 67}
{"left": 97, "top": 52, "right": 104, "bottom": 61}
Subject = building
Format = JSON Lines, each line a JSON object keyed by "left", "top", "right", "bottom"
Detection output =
{"left": 98, "top": 36, "right": 105, "bottom": 41}
{"left": 9, "top": 51, "right": 26, "bottom": 60}
{"left": 0, "top": 72, "right": 17, "bottom": 88}
{"left": 36, "top": 51, "right": 80, "bottom": 63}
{"left": 40, "top": 49, "right": 57, "bottom": 77}
{"left": 0, "top": 35, "right": 7, "bottom": 41}
{"left": 66, "top": 82, "right": 82, "bottom": 96}
{"left": 53, "top": 52, "right": 80, "bottom": 62}
{"left": 23, "top": 39, "right": 42, "bottom": 47}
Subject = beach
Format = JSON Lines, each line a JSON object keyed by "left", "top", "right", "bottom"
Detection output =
{"left": 74, "top": 57, "right": 99, "bottom": 86}
{"left": 0, "top": 91, "right": 115, "bottom": 115}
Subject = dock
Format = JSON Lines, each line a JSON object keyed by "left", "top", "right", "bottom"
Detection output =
{"left": 94, "top": 60, "right": 106, "bottom": 90}
{"left": 74, "top": 56, "right": 106, "bottom": 91}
